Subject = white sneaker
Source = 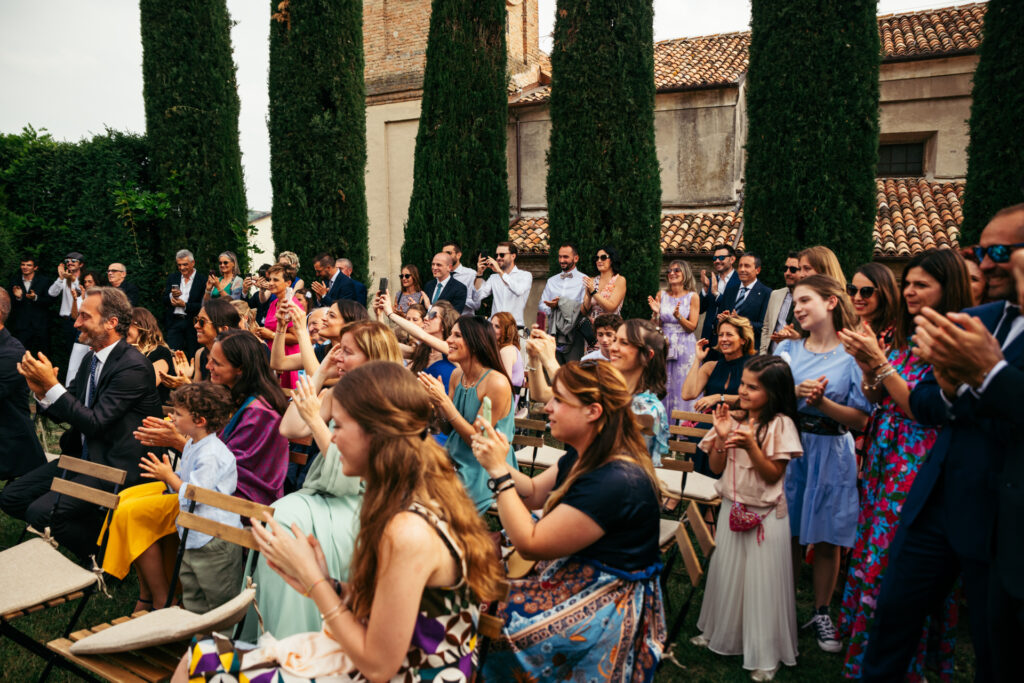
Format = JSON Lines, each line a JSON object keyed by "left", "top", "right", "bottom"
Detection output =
{"left": 802, "top": 610, "right": 842, "bottom": 653}
{"left": 689, "top": 634, "right": 710, "bottom": 648}
{"left": 750, "top": 665, "right": 780, "bottom": 682}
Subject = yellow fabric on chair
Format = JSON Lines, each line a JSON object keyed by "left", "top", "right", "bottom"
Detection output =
{"left": 98, "top": 481, "right": 180, "bottom": 579}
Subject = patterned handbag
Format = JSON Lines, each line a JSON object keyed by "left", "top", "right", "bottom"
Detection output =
{"left": 727, "top": 444, "right": 769, "bottom": 544}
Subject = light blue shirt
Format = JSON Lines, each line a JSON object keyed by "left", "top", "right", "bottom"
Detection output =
{"left": 176, "top": 433, "right": 241, "bottom": 549}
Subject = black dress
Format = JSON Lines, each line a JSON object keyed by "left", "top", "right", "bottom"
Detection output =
{"left": 147, "top": 346, "right": 175, "bottom": 404}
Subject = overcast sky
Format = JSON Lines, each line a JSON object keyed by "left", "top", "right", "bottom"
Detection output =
{"left": 0, "top": 0, "right": 963, "bottom": 210}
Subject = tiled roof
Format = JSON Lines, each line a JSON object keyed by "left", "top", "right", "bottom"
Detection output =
{"left": 875, "top": 178, "right": 964, "bottom": 257}
{"left": 509, "top": 178, "right": 965, "bottom": 259}
{"left": 510, "top": 4, "right": 985, "bottom": 105}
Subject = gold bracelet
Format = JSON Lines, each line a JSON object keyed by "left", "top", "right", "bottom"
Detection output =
{"left": 320, "top": 601, "right": 348, "bottom": 622}
{"left": 304, "top": 576, "right": 329, "bottom": 596}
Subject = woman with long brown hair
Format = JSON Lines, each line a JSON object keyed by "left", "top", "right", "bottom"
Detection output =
{"left": 175, "top": 361, "right": 504, "bottom": 682}
{"left": 470, "top": 360, "right": 666, "bottom": 681}
{"left": 395, "top": 263, "right": 429, "bottom": 313}
{"left": 126, "top": 306, "right": 175, "bottom": 402}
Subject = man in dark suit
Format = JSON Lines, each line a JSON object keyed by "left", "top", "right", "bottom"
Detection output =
{"left": 310, "top": 252, "right": 356, "bottom": 308}
{"left": 699, "top": 243, "right": 740, "bottom": 349}
{"left": 2, "top": 287, "right": 162, "bottom": 558}
{"left": 728, "top": 253, "right": 772, "bottom": 350}
{"left": 105, "top": 262, "right": 140, "bottom": 305}
{"left": 422, "top": 253, "right": 468, "bottom": 313}
{"left": 862, "top": 205, "right": 1024, "bottom": 681}
{"left": 9, "top": 255, "right": 52, "bottom": 357}
{"left": 337, "top": 258, "right": 367, "bottom": 307}
{"left": 162, "top": 249, "right": 205, "bottom": 355}
{"left": 0, "top": 287, "right": 46, "bottom": 480}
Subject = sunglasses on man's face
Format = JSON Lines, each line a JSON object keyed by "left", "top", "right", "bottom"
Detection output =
{"left": 973, "top": 243, "right": 1024, "bottom": 264}
{"left": 712, "top": 255, "right": 729, "bottom": 262}
{"left": 846, "top": 284, "right": 876, "bottom": 299}
{"left": 783, "top": 266, "right": 799, "bottom": 274}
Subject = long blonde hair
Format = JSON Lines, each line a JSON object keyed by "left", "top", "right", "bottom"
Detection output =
{"left": 543, "top": 361, "right": 659, "bottom": 515}
{"left": 334, "top": 362, "right": 505, "bottom": 617}
{"left": 338, "top": 320, "right": 403, "bottom": 363}
{"left": 798, "top": 246, "right": 847, "bottom": 288}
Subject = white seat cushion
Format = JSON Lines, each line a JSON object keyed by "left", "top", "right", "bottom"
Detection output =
{"left": 0, "top": 539, "right": 97, "bottom": 617}
{"left": 516, "top": 445, "right": 566, "bottom": 469}
{"left": 656, "top": 468, "right": 683, "bottom": 496}
{"left": 659, "top": 519, "right": 679, "bottom": 547}
{"left": 70, "top": 588, "right": 255, "bottom": 654}
{"left": 683, "top": 472, "right": 720, "bottom": 502}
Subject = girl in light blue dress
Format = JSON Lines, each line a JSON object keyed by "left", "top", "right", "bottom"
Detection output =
{"left": 776, "top": 275, "right": 872, "bottom": 655}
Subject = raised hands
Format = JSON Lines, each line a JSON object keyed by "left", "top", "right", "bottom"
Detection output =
{"left": 292, "top": 375, "right": 323, "bottom": 428}
{"left": 647, "top": 292, "right": 661, "bottom": 315}
{"left": 694, "top": 338, "right": 711, "bottom": 363}
{"left": 139, "top": 451, "right": 176, "bottom": 487}
{"left": 796, "top": 375, "right": 828, "bottom": 406}
{"left": 711, "top": 401, "right": 731, "bottom": 439}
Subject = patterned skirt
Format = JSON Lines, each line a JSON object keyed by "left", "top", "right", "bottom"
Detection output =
{"left": 482, "top": 557, "right": 666, "bottom": 683}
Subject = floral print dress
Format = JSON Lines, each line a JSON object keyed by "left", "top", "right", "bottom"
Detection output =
{"left": 838, "top": 348, "right": 958, "bottom": 680}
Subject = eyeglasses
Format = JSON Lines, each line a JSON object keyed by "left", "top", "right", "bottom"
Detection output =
{"left": 219, "top": 261, "right": 232, "bottom": 265}
{"left": 595, "top": 254, "right": 610, "bottom": 261}
{"left": 495, "top": 253, "right": 509, "bottom": 259}
{"left": 193, "top": 317, "right": 212, "bottom": 327}
{"left": 972, "top": 242, "right": 1024, "bottom": 264}
{"left": 783, "top": 266, "right": 799, "bottom": 274}
{"left": 400, "top": 273, "right": 412, "bottom": 279}
{"left": 106, "top": 269, "right": 124, "bottom": 273}
{"left": 667, "top": 268, "right": 683, "bottom": 274}
{"left": 425, "top": 310, "right": 439, "bottom": 320}
{"left": 846, "top": 284, "right": 876, "bottom": 299}
{"left": 712, "top": 255, "right": 729, "bottom": 262}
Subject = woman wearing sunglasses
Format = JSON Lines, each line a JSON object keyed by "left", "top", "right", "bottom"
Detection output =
{"left": 648, "top": 259, "right": 700, "bottom": 414}
{"left": 847, "top": 263, "right": 899, "bottom": 348}
{"left": 835, "top": 249, "right": 972, "bottom": 679}
{"left": 204, "top": 251, "right": 243, "bottom": 301}
{"left": 377, "top": 295, "right": 461, "bottom": 393}
{"left": 394, "top": 263, "right": 429, "bottom": 314}
{"left": 582, "top": 246, "right": 626, "bottom": 344}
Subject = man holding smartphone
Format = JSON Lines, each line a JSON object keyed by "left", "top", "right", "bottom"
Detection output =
{"left": 473, "top": 242, "right": 533, "bottom": 328}
{"left": 47, "top": 251, "right": 84, "bottom": 357}
{"left": 162, "top": 249, "right": 204, "bottom": 355}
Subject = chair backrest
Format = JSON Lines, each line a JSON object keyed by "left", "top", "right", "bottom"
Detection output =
{"left": 288, "top": 434, "right": 314, "bottom": 466}
{"left": 667, "top": 410, "right": 713, "bottom": 456}
{"left": 676, "top": 500, "right": 716, "bottom": 588}
{"left": 49, "top": 455, "right": 127, "bottom": 511}
{"left": 512, "top": 417, "right": 545, "bottom": 449}
{"left": 178, "top": 485, "right": 275, "bottom": 552}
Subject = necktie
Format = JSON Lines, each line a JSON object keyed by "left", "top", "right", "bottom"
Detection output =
{"left": 734, "top": 286, "right": 749, "bottom": 308}
{"left": 432, "top": 282, "right": 442, "bottom": 303}
{"left": 785, "top": 297, "right": 795, "bottom": 325}
{"left": 995, "top": 304, "right": 1020, "bottom": 346}
{"left": 81, "top": 354, "right": 99, "bottom": 460}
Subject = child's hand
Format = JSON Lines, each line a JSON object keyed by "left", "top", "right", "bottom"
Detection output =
{"left": 139, "top": 451, "right": 175, "bottom": 484}
{"left": 712, "top": 402, "right": 731, "bottom": 439}
{"left": 725, "top": 425, "right": 757, "bottom": 452}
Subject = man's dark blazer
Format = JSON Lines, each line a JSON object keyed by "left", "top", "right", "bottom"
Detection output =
{"left": 699, "top": 272, "right": 740, "bottom": 344}
{"left": 733, "top": 280, "right": 772, "bottom": 350}
{"left": 0, "top": 328, "right": 46, "bottom": 479}
{"left": 9, "top": 274, "right": 52, "bottom": 353}
{"left": 319, "top": 271, "right": 357, "bottom": 308}
{"left": 423, "top": 277, "right": 468, "bottom": 314}
{"left": 352, "top": 279, "right": 368, "bottom": 307}
{"left": 114, "top": 279, "right": 140, "bottom": 306}
{"left": 161, "top": 271, "right": 205, "bottom": 326}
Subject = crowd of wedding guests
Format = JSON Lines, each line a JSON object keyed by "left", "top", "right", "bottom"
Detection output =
{"left": 0, "top": 204, "right": 1022, "bottom": 682}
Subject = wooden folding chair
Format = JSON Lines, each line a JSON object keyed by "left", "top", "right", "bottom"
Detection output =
{"left": 512, "top": 417, "right": 564, "bottom": 475}
{"left": 0, "top": 455, "right": 126, "bottom": 681}
{"left": 667, "top": 410, "right": 722, "bottom": 508}
{"left": 661, "top": 500, "right": 717, "bottom": 667}
{"left": 46, "top": 485, "right": 274, "bottom": 681}
{"left": 288, "top": 434, "right": 314, "bottom": 467}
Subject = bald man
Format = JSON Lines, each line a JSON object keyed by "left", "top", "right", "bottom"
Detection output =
{"left": 106, "top": 262, "right": 139, "bottom": 305}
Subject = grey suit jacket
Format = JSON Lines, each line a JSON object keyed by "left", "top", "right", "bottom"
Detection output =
{"left": 760, "top": 287, "right": 790, "bottom": 355}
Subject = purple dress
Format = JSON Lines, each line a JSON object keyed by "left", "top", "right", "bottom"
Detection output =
{"left": 220, "top": 397, "right": 289, "bottom": 505}
{"left": 660, "top": 290, "right": 697, "bottom": 415}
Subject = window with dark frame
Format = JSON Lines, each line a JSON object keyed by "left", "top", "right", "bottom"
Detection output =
{"left": 878, "top": 142, "right": 924, "bottom": 176}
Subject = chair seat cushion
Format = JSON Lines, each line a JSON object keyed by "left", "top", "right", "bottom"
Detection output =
{"left": 0, "top": 539, "right": 97, "bottom": 617}
{"left": 516, "top": 445, "right": 566, "bottom": 469}
{"left": 659, "top": 519, "right": 679, "bottom": 547}
{"left": 656, "top": 468, "right": 682, "bottom": 496}
{"left": 683, "top": 472, "right": 720, "bottom": 502}
{"left": 69, "top": 588, "right": 255, "bottom": 654}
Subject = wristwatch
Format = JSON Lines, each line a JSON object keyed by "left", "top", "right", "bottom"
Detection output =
{"left": 487, "top": 473, "right": 512, "bottom": 492}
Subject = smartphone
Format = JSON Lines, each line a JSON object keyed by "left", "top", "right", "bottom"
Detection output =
{"left": 209, "top": 270, "right": 217, "bottom": 278}
{"left": 378, "top": 277, "right": 388, "bottom": 296}
{"left": 536, "top": 310, "right": 548, "bottom": 331}
{"left": 284, "top": 286, "right": 294, "bottom": 302}
{"left": 480, "top": 396, "right": 492, "bottom": 432}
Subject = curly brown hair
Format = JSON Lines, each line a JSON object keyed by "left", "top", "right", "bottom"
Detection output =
{"left": 169, "top": 382, "right": 235, "bottom": 433}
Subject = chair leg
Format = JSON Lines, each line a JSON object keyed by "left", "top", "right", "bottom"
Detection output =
{"left": 0, "top": 619, "right": 103, "bottom": 683}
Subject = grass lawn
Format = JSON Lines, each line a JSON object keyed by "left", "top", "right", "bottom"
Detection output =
{"left": 1, "top": 421, "right": 978, "bottom": 681}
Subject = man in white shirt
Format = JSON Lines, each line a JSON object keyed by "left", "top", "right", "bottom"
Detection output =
{"left": 538, "top": 243, "right": 587, "bottom": 315}
{"left": 761, "top": 252, "right": 802, "bottom": 354}
{"left": 474, "top": 242, "right": 533, "bottom": 328}
{"left": 163, "top": 249, "right": 204, "bottom": 355}
{"left": 47, "top": 250, "right": 84, "bottom": 355}
{"left": 442, "top": 241, "right": 480, "bottom": 314}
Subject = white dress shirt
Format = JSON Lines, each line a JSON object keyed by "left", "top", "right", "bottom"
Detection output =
{"left": 975, "top": 303, "right": 1024, "bottom": 396}
{"left": 474, "top": 266, "right": 534, "bottom": 327}
{"left": 48, "top": 276, "right": 81, "bottom": 317}
{"left": 451, "top": 264, "right": 479, "bottom": 313}
{"left": 38, "top": 339, "right": 118, "bottom": 408}
{"left": 538, "top": 268, "right": 587, "bottom": 315}
{"left": 172, "top": 272, "right": 196, "bottom": 315}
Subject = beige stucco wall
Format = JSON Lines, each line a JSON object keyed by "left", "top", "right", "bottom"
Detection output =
{"left": 247, "top": 215, "right": 275, "bottom": 268}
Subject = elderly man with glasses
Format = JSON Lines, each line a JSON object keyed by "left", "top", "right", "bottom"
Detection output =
{"left": 106, "top": 262, "right": 139, "bottom": 305}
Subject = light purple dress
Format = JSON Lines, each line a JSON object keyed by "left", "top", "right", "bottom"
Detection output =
{"left": 660, "top": 290, "right": 697, "bottom": 415}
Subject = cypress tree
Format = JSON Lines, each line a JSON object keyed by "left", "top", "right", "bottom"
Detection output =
{"left": 545, "top": 0, "right": 661, "bottom": 319}
{"left": 268, "top": 0, "right": 368, "bottom": 283}
{"left": 140, "top": 0, "right": 249, "bottom": 271}
{"left": 962, "top": 0, "right": 1024, "bottom": 243}
{"left": 402, "top": 0, "right": 509, "bottom": 275}
{"left": 744, "top": 0, "right": 879, "bottom": 287}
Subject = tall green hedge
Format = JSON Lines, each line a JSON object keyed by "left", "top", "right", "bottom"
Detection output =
{"left": 402, "top": 0, "right": 509, "bottom": 275}
{"left": 140, "top": 0, "right": 250, "bottom": 273}
{"left": 962, "top": 0, "right": 1024, "bottom": 243}
{"left": 0, "top": 127, "right": 169, "bottom": 361}
{"left": 545, "top": 0, "right": 661, "bottom": 319}
{"left": 268, "top": 0, "right": 368, "bottom": 283}
{"left": 744, "top": 0, "right": 879, "bottom": 287}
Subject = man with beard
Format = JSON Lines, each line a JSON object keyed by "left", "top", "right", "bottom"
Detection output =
{"left": 538, "top": 243, "right": 588, "bottom": 362}
{"left": 1, "top": 287, "right": 161, "bottom": 558}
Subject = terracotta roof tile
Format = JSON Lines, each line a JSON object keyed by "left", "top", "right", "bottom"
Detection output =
{"left": 509, "top": 178, "right": 965, "bottom": 259}
{"left": 510, "top": 4, "right": 985, "bottom": 105}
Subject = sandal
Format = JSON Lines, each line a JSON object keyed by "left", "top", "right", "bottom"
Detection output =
{"left": 131, "top": 598, "right": 153, "bottom": 614}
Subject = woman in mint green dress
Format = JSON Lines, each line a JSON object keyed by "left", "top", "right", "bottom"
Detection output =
{"left": 417, "top": 315, "right": 517, "bottom": 513}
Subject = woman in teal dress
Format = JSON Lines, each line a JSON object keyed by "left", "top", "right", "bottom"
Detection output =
{"left": 417, "top": 315, "right": 517, "bottom": 514}
{"left": 204, "top": 250, "right": 244, "bottom": 301}
{"left": 836, "top": 250, "right": 972, "bottom": 680}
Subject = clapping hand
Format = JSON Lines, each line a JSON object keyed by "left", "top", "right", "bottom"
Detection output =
{"left": 725, "top": 424, "right": 757, "bottom": 452}
{"left": 251, "top": 513, "right": 332, "bottom": 596}
{"left": 139, "top": 451, "right": 175, "bottom": 485}
{"left": 525, "top": 327, "right": 557, "bottom": 365}
{"left": 292, "top": 375, "right": 323, "bottom": 428}
{"left": 12, "top": 285, "right": 23, "bottom": 299}
{"left": 770, "top": 325, "right": 800, "bottom": 343}
{"left": 310, "top": 280, "right": 327, "bottom": 298}
{"left": 416, "top": 371, "right": 450, "bottom": 410}
{"left": 134, "top": 416, "right": 186, "bottom": 451}
{"left": 711, "top": 401, "right": 731, "bottom": 439}
{"left": 796, "top": 375, "right": 828, "bottom": 406}
{"left": 16, "top": 351, "right": 59, "bottom": 398}
{"left": 647, "top": 292, "right": 661, "bottom": 314}
{"left": 582, "top": 275, "right": 594, "bottom": 294}
{"left": 172, "top": 350, "right": 194, "bottom": 381}
{"left": 912, "top": 307, "right": 1003, "bottom": 388}
{"left": 838, "top": 321, "right": 887, "bottom": 367}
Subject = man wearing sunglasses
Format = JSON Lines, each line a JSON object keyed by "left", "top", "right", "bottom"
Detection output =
{"left": 442, "top": 241, "right": 479, "bottom": 314}
{"left": 474, "top": 241, "right": 533, "bottom": 328}
{"left": 760, "top": 252, "right": 801, "bottom": 354}
{"left": 105, "top": 263, "right": 139, "bottom": 306}
{"left": 863, "top": 204, "right": 1024, "bottom": 682}
{"left": 698, "top": 244, "right": 739, "bottom": 350}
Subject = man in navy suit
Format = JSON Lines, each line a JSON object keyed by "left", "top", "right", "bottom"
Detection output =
{"left": 863, "top": 205, "right": 1024, "bottom": 682}
{"left": 310, "top": 252, "right": 356, "bottom": 308}
{"left": 9, "top": 255, "right": 52, "bottom": 357}
{"left": 728, "top": 253, "right": 772, "bottom": 350}
{"left": 162, "top": 249, "right": 205, "bottom": 355}
{"left": 699, "top": 244, "right": 740, "bottom": 349}
{"left": 337, "top": 258, "right": 367, "bottom": 307}
{"left": 0, "top": 287, "right": 46, "bottom": 480}
{"left": 422, "top": 253, "right": 467, "bottom": 313}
